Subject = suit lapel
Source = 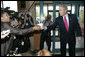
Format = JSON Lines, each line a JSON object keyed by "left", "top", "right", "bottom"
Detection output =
{"left": 68, "top": 14, "right": 72, "bottom": 31}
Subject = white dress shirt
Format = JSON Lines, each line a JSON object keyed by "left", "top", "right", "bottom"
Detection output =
{"left": 63, "top": 14, "right": 69, "bottom": 27}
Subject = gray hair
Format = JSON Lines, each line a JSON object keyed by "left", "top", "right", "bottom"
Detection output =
{"left": 59, "top": 5, "right": 67, "bottom": 11}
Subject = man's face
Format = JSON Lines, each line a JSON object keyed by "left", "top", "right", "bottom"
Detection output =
{"left": 26, "top": 11, "right": 29, "bottom": 15}
{"left": 1, "top": 12, "right": 10, "bottom": 22}
{"left": 59, "top": 6, "right": 67, "bottom": 16}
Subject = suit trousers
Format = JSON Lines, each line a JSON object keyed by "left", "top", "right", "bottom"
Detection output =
{"left": 40, "top": 30, "right": 51, "bottom": 51}
{"left": 60, "top": 37, "right": 76, "bottom": 56}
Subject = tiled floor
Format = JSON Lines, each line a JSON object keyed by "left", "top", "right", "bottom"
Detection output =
{"left": 66, "top": 49, "right": 84, "bottom": 56}
{"left": 21, "top": 48, "right": 84, "bottom": 56}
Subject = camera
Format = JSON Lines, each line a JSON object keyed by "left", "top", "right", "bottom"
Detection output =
{"left": 27, "top": 14, "right": 30, "bottom": 18}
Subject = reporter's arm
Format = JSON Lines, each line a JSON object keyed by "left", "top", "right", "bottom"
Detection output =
{"left": 4, "top": 23, "right": 40, "bottom": 35}
{"left": 46, "top": 18, "right": 58, "bottom": 32}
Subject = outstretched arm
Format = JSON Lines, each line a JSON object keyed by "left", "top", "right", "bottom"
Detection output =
{"left": 4, "top": 23, "right": 41, "bottom": 35}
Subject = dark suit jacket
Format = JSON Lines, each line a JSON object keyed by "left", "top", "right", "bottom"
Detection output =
{"left": 47, "top": 14, "right": 82, "bottom": 43}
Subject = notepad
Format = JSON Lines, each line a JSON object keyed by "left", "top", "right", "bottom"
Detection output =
{"left": 37, "top": 23, "right": 43, "bottom": 29}
{"left": 1, "top": 29, "right": 10, "bottom": 39}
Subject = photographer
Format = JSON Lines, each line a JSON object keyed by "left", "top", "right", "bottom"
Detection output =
{"left": 24, "top": 11, "right": 34, "bottom": 28}
{"left": 40, "top": 14, "right": 52, "bottom": 52}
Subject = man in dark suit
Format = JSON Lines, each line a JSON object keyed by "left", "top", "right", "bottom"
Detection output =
{"left": 46, "top": 5, "right": 82, "bottom": 56}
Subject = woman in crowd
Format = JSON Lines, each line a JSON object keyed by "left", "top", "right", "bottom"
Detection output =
{"left": 40, "top": 14, "right": 52, "bottom": 52}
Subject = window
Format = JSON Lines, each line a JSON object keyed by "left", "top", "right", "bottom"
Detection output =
{"left": 1, "top": 1, "right": 2, "bottom": 8}
{"left": 36, "top": 5, "right": 40, "bottom": 17}
{"left": 3, "top": 1, "right": 18, "bottom": 12}
{"left": 48, "top": 4, "right": 53, "bottom": 10}
{"left": 79, "top": 5, "right": 84, "bottom": 24}
{"left": 43, "top": 5, "right": 47, "bottom": 18}
{"left": 67, "top": 5, "right": 71, "bottom": 10}
{"left": 56, "top": 12, "right": 59, "bottom": 17}
{"left": 36, "top": 5, "right": 40, "bottom": 24}
{"left": 56, "top": 5, "right": 59, "bottom": 10}
{"left": 72, "top": 5, "right": 75, "bottom": 14}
